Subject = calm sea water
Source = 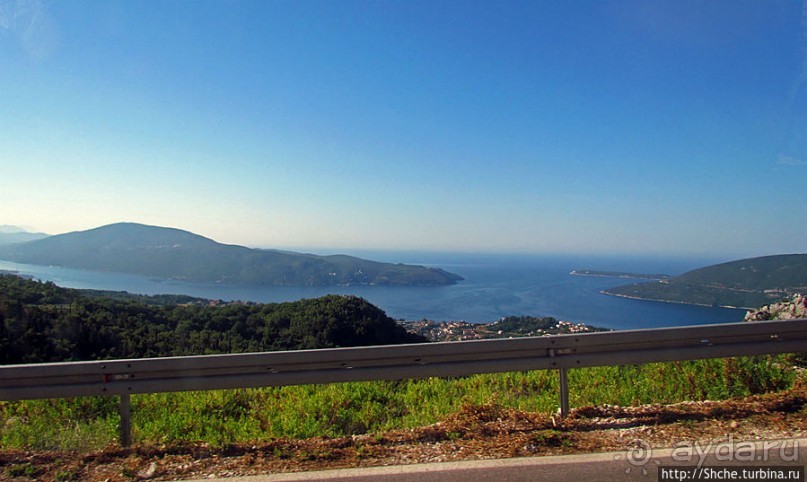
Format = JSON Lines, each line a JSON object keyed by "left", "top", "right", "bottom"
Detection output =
{"left": 0, "top": 253, "right": 745, "bottom": 330}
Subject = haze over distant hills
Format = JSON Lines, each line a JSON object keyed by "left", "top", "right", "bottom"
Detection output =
{"left": 0, "top": 226, "right": 50, "bottom": 246}
{"left": 603, "top": 254, "right": 807, "bottom": 309}
{"left": 0, "top": 223, "right": 463, "bottom": 287}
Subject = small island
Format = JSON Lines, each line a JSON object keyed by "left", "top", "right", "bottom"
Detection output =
{"left": 570, "top": 269, "right": 671, "bottom": 281}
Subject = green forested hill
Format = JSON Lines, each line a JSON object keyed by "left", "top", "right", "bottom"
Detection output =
{"left": 0, "top": 275, "right": 425, "bottom": 365}
{"left": 0, "top": 223, "right": 463, "bottom": 287}
{"left": 603, "top": 254, "right": 807, "bottom": 308}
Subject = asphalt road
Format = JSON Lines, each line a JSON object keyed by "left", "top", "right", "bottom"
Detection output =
{"left": 186, "top": 438, "right": 806, "bottom": 482}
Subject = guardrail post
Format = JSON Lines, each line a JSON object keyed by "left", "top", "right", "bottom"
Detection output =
{"left": 558, "top": 368, "right": 569, "bottom": 417}
{"left": 119, "top": 393, "right": 131, "bottom": 447}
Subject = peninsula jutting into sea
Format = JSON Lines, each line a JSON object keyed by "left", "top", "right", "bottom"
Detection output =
{"left": 570, "top": 270, "right": 671, "bottom": 281}
{"left": 0, "top": 223, "right": 463, "bottom": 287}
{"left": 600, "top": 254, "right": 807, "bottom": 309}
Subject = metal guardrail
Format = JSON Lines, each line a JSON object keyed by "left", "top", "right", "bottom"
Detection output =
{"left": 1, "top": 318, "right": 806, "bottom": 446}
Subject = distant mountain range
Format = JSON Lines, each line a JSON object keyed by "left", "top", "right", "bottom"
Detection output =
{"left": 0, "top": 226, "right": 49, "bottom": 246}
{"left": 0, "top": 223, "right": 463, "bottom": 287}
{"left": 603, "top": 254, "right": 807, "bottom": 309}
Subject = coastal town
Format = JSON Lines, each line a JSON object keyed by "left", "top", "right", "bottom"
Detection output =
{"left": 399, "top": 316, "right": 607, "bottom": 342}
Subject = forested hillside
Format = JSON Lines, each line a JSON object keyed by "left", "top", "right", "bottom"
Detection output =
{"left": 604, "top": 254, "right": 807, "bottom": 308}
{"left": 0, "top": 223, "right": 462, "bottom": 286}
{"left": 0, "top": 275, "right": 425, "bottom": 364}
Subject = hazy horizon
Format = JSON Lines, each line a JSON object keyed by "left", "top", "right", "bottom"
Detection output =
{"left": 0, "top": 220, "right": 790, "bottom": 264}
{"left": 2, "top": 1, "right": 805, "bottom": 257}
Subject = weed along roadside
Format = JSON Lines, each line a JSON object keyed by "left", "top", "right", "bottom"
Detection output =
{"left": 0, "top": 367, "right": 805, "bottom": 481}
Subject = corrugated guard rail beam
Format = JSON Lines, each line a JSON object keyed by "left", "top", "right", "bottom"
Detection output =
{"left": 1, "top": 318, "right": 805, "bottom": 446}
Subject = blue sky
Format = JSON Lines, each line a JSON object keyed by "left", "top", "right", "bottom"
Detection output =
{"left": 1, "top": 0, "right": 805, "bottom": 257}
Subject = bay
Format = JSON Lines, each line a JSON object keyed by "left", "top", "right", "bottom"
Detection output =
{"left": 0, "top": 253, "right": 745, "bottom": 330}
